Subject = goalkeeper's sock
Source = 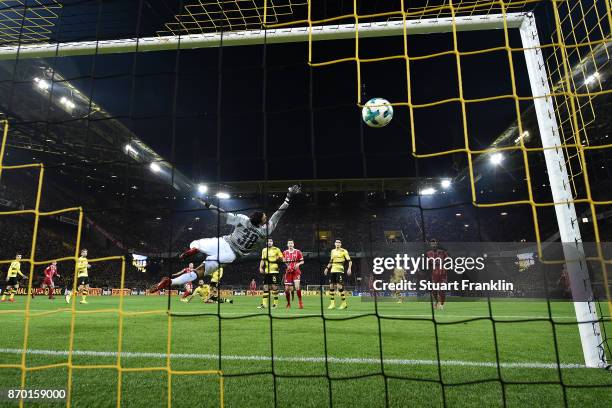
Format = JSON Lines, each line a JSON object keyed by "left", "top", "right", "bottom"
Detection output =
{"left": 171, "top": 271, "right": 197, "bottom": 286}
{"left": 339, "top": 288, "right": 346, "bottom": 302}
{"left": 262, "top": 292, "right": 269, "bottom": 307}
{"left": 272, "top": 290, "right": 278, "bottom": 306}
{"left": 285, "top": 290, "right": 291, "bottom": 305}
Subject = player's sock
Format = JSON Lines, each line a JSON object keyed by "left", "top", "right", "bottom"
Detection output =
{"left": 440, "top": 292, "right": 446, "bottom": 305}
{"left": 272, "top": 290, "right": 278, "bottom": 306}
{"left": 285, "top": 289, "right": 291, "bottom": 305}
{"left": 1, "top": 294, "right": 5, "bottom": 301}
{"left": 330, "top": 290, "right": 335, "bottom": 304}
{"left": 339, "top": 288, "right": 346, "bottom": 303}
{"left": 262, "top": 292, "right": 269, "bottom": 307}
{"left": 171, "top": 271, "right": 197, "bottom": 286}
{"left": 291, "top": 290, "right": 295, "bottom": 301}
{"left": 297, "top": 289, "right": 302, "bottom": 302}
{"left": 9, "top": 290, "right": 15, "bottom": 300}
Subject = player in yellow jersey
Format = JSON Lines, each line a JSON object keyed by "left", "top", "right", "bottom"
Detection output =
{"left": 258, "top": 239, "right": 284, "bottom": 309}
{"left": 200, "top": 266, "right": 232, "bottom": 303}
{"left": 391, "top": 268, "right": 406, "bottom": 303}
{"left": 66, "top": 249, "right": 91, "bottom": 304}
{"left": 2, "top": 254, "right": 27, "bottom": 303}
{"left": 323, "top": 239, "right": 352, "bottom": 310}
{"left": 183, "top": 280, "right": 210, "bottom": 303}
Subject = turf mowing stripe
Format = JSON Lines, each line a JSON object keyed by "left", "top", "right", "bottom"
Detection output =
{"left": 0, "top": 348, "right": 588, "bottom": 369}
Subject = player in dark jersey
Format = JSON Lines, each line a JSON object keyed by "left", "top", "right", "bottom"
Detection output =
{"left": 426, "top": 238, "right": 449, "bottom": 310}
{"left": 151, "top": 185, "right": 301, "bottom": 293}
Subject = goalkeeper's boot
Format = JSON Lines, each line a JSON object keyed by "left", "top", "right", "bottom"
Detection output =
{"left": 150, "top": 277, "right": 171, "bottom": 293}
{"left": 8, "top": 298, "right": 15, "bottom": 303}
{"left": 179, "top": 247, "right": 199, "bottom": 260}
{"left": 257, "top": 304, "right": 265, "bottom": 309}
{"left": 79, "top": 299, "right": 88, "bottom": 304}
{"left": 339, "top": 302, "right": 348, "bottom": 310}
{"left": 327, "top": 301, "right": 335, "bottom": 309}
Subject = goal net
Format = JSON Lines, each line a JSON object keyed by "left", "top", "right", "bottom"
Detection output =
{"left": 0, "top": 0, "right": 610, "bottom": 406}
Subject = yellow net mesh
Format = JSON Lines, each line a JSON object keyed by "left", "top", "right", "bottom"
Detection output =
{"left": 0, "top": 0, "right": 61, "bottom": 45}
{"left": 286, "top": 0, "right": 611, "bottom": 314}
{"left": 546, "top": 0, "right": 611, "bottom": 197}
{"left": 0, "top": 120, "right": 225, "bottom": 407}
{"left": 0, "top": 0, "right": 611, "bottom": 404}
{"left": 157, "top": 0, "right": 308, "bottom": 35}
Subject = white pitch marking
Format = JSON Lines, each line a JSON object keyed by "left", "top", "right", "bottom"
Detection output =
{"left": 0, "top": 348, "right": 589, "bottom": 369}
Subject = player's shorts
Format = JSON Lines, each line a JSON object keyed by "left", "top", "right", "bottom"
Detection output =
{"left": 432, "top": 271, "right": 447, "bottom": 283}
{"left": 284, "top": 271, "right": 301, "bottom": 284}
{"left": 42, "top": 279, "right": 54, "bottom": 287}
{"left": 6, "top": 277, "right": 18, "bottom": 286}
{"left": 263, "top": 273, "right": 280, "bottom": 285}
{"left": 77, "top": 276, "right": 89, "bottom": 286}
{"left": 330, "top": 272, "right": 344, "bottom": 284}
{"left": 190, "top": 237, "right": 236, "bottom": 275}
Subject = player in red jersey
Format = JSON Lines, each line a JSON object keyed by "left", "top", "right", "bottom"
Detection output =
{"left": 171, "top": 263, "right": 196, "bottom": 297}
{"left": 181, "top": 281, "right": 193, "bottom": 302}
{"left": 248, "top": 278, "right": 257, "bottom": 295}
{"left": 283, "top": 239, "right": 304, "bottom": 309}
{"left": 558, "top": 264, "right": 571, "bottom": 298}
{"left": 41, "top": 261, "right": 60, "bottom": 300}
{"left": 425, "top": 239, "right": 448, "bottom": 310}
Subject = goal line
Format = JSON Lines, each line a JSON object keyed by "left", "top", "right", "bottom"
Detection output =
{"left": 0, "top": 348, "right": 589, "bottom": 370}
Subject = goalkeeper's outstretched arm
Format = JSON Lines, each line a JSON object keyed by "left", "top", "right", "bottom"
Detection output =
{"left": 266, "top": 185, "right": 301, "bottom": 233}
{"left": 196, "top": 198, "right": 243, "bottom": 225}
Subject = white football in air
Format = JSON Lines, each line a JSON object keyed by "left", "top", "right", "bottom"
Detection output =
{"left": 362, "top": 97, "right": 394, "bottom": 128}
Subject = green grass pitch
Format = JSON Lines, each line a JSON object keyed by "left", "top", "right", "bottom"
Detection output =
{"left": 0, "top": 294, "right": 610, "bottom": 407}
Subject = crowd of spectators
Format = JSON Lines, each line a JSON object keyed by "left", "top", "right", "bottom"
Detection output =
{"left": 3, "top": 173, "right": 611, "bottom": 297}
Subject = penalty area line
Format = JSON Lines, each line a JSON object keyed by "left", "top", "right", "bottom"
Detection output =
{"left": 0, "top": 348, "right": 589, "bottom": 369}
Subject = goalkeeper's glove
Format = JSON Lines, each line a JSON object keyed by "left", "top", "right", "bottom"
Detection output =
{"left": 287, "top": 184, "right": 301, "bottom": 200}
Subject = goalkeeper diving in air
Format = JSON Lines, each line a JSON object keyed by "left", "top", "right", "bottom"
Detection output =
{"left": 151, "top": 185, "right": 301, "bottom": 293}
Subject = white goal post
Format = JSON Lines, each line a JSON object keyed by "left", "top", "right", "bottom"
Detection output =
{"left": 0, "top": 12, "right": 606, "bottom": 368}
